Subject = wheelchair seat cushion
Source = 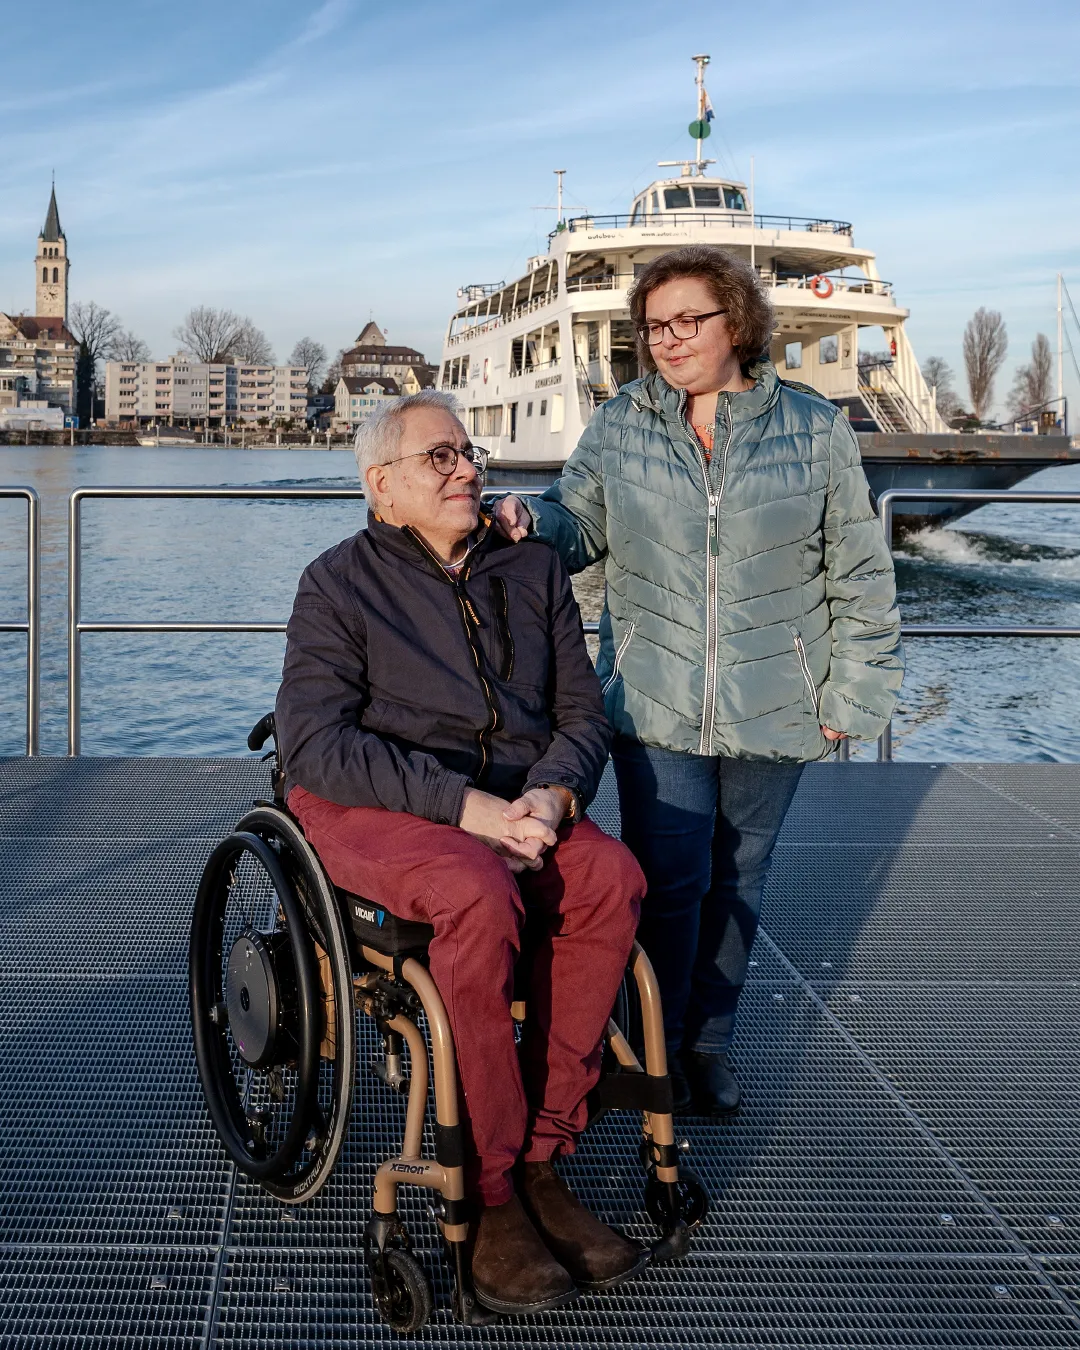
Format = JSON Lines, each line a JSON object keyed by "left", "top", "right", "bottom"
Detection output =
{"left": 338, "top": 889, "right": 435, "bottom": 957}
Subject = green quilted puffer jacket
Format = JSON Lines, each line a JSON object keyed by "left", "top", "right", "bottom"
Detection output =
{"left": 525, "top": 359, "right": 904, "bottom": 762}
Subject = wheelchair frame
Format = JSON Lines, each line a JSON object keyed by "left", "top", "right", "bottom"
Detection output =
{"left": 190, "top": 717, "right": 706, "bottom": 1333}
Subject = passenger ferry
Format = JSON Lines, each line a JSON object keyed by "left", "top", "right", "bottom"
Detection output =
{"left": 438, "top": 55, "right": 948, "bottom": 471}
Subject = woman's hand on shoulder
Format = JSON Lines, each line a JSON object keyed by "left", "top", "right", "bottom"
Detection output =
{"left": 493, "top": 495, "right": 531, "bottom": 543}
{"left": 821, "top": 726, "right": 847, "bottom": 742}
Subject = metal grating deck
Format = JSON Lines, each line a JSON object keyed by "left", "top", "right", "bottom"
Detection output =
{"left": 1, "top": 757, "right": 1079, "bottom": 1347}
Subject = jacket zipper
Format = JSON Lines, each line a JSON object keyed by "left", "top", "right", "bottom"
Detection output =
{"left": 691, "top": 395, "right": 733, "bottom": 755}
{"left": 791, "top": 627, "right": 819, "bottom": 706}
{"left": 401, "top": 527, "right": 500, "bottom": 784}
{"left": 601, "top": 619, "right": 636, "bottom": 695}
{"left": 491, "top": 576, "right": 514, "bottom": 680}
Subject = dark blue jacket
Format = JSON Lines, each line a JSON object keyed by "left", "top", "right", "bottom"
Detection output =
{"left": 275, "top": 513, "right": 610, "bottom": 825}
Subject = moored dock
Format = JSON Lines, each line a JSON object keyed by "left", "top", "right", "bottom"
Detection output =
{"left": 2, "top": 755, "right": 1079, "bottom": 1346}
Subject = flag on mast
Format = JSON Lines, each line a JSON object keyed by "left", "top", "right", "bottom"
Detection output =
{"left": 703, "top": 89, "right": 715, "bottom": 122}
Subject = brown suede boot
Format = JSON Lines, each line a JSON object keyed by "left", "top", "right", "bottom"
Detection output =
{"left": 470, "top": 1193, "right": 579, "bottom": 1315}
{"left": 520, "top": 1161, "right": 650, "bottom": 1291}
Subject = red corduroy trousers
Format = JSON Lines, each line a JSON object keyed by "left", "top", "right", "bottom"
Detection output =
{"left": 288, "top": 786, "right": 644, "bottom": 1204}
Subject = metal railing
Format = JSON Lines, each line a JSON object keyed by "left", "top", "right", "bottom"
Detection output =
{"left": 1, "top": 488, "right": 40, "bottom": 755}
{"left": 65, "top": 486, "right": 584, "bottom": 756}
{"left": 874, "top": 488, "right": 1080, "bottom": 761}
{"left": 554, "top": 211, "right": 853, "bottom": 239}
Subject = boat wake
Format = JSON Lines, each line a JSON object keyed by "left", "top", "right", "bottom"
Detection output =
{"left": 896, "top": 526, "right": 1080, "bottom": 585}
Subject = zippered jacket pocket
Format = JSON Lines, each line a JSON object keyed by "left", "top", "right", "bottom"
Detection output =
{"left": 790, "top": 626, "right": 820, "bottom": 707}
{"left": 602, "top": 619, "right": 637, "bottom": 695}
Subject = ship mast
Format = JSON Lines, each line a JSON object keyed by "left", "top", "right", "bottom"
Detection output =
{"left": 658, "top": 54, "right": 716, "bottom": 177}
{"left": 693, "top": 53, "right": 708, "bottom": 171}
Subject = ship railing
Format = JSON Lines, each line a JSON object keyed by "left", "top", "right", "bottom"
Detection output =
{"left": 64, "top": 486, "right": 591, "bottom": 757}
{"left": 554, "top": 211, "right": 853, "bottom": 239}
{"left": 867, "top": 488, "right": 1080, "bottom": 763}
{"left": 771, "top": 273, "right": 893, "bottom": 299}
{"left": 0, "top": 488, "right": 40, "bottom": 755}
{"left": 448, "top": 289, "right": 560, "bottom": 347}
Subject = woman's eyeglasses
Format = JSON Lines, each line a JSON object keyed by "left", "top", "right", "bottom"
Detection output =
{"left": 637, "top": 309, "right": 728, "bottom": 345}
{"left": 382, "top": 444, "right": 489, "bottom": 476}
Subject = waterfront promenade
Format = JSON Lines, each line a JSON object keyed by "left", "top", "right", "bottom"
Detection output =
{"left": 1, "top": 754, "right": 1079, "bottom": 1346}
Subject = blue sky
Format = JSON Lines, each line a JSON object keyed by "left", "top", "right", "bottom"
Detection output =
{"left": 2, "top": 0, "right": 1078, "bottom": 417}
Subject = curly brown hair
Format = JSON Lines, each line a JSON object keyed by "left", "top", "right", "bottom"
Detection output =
{"left": 627, "top": 245, "right": 776, "bottom": 376}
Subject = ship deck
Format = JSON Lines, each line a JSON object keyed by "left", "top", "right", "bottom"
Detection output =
{"left": 2, "top": 756, "right": 1079, "bottom": 1348}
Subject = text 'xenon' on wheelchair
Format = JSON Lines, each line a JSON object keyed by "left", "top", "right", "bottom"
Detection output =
{"left": 189, "top": 714, "right": 708, "bottom": 1334}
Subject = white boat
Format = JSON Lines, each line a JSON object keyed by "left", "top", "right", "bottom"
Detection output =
{"left": 439, "top": 55, "right": 947, "bottom": 474}
{"left": 135, "top": 425, "right": 203, "bottom": 447}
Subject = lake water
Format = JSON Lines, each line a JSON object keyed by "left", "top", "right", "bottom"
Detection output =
{"left": 1, "top": 445, "right": 1078, "bottom": 761}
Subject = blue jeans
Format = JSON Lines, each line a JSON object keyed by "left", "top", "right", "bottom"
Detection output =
{"left": 612, "top": 737, "right": 804, "bottom": 1056}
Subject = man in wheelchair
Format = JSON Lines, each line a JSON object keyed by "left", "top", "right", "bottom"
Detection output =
{"left": 275, "top": 390, "right": 649, "bottom": 1315}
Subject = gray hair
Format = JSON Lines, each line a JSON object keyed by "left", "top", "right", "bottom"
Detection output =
{"left": 353, "top": 390, "right": 464, "bottom": 480}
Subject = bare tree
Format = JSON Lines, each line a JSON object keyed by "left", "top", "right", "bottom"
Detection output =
{"left": 174, "top": 306, "right": 245, "bottom": 362}
{"left": 69, "top": 301, "right": 122, "bottom": 426}
{"left": 1007, "top": 333, "right": 1054, "bottom": 417}
{"left": 288, "top": 336, "right": 327, "bottom": 389}
{"left": 321, "top": 347, "right": 346, "bottom": 394}
{"left": 231, "top": 318, "right": 274, "bottom": 365}
{"left": 69, "top": 301, "right": 121, "bottom": 364}
{"left": 112, "top": 329, "right": 152, "bottom": 362}
{"left": 963, "top": 308, "right": 1008, "bottom": 422}
{"left": 921, "top": 355, "right": 961, "bottom": 418}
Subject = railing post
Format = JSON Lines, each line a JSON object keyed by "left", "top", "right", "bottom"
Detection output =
{"left": 26, "top": 489, "right": 40, "bottom": 755}
{"left": 67, "top": 490, "right": 81, "bottom": 756}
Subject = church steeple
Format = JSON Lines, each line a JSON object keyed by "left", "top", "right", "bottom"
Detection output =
{"left": 35, "top": 183, "right": 69, "bottom": 322}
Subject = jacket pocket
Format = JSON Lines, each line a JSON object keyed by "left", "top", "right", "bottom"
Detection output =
{"left": 789, "top": 626, "right": 819, "bottom": 708}
{"left": 489, "top": 576, "right": 515, "bottom": 681}
{"left": 602, "top": 618, "right": 637, "bottom": 695}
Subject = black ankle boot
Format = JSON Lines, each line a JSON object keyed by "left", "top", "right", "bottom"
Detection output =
{"left": 669, "top": 1056, "right": 692, "bottom": 1115}
{"left": 681, "top": 1051, "right": 741, "bottom": 1117}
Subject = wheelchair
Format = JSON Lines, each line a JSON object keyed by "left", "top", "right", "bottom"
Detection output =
{"left": 189, "top": 714, "right": 708, "bottom": 1334}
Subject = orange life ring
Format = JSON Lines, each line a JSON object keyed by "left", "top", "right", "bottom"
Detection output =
{"left": 810, "top": 275, "right": 833, "bottom": 299}
{"left": 483, "top": 358, "right": 490, "bottom": 384}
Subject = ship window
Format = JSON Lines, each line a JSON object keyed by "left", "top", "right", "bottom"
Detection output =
{"left": 664, "top": 187, "right": 691, "bottom": 210}
{"left": 724, "top": 186, "right": 747, "bottom": 210}
{"left": 526, "top": 401, "right": 533, "bottom": 416}
{"left": 540, "top": 399, "right": 547, "bottom": 416}
{"left": 550, "top": 393, "right": 564, "bottom": 433}
{"left": 629, "top": 202, "right": 640, "bottom": 225}
{"left": 650, "top": 192, "right": 659, "bottom": 213}
{"left": 820, "top": 335, "right": 838, "bottom": 364}
{"left": 693, "top": 186, "right": 721, "bottom": 208}
{"left": 784, "top": 342, "right": 803, "bottom": 369}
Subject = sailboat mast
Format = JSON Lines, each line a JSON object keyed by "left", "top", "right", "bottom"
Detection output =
{"left": 1058, "top": 272, "right": 1065, "bottom": 427}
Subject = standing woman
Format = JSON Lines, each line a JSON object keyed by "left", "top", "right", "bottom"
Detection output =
{"left": 495, "top": 245, "right": 903, "bottom": 1116}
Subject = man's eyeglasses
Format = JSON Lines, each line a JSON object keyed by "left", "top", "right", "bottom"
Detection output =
{"left": 637, "top": 309, "right": 728, "bottom": 345}
{"left": 382, "top": 443, "right": 489, "bottom": 476}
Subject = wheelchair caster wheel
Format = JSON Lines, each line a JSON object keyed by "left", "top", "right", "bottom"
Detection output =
{"left": 644, "top": 1166, "right": 709, "bottom": 1232}
{"left": 371, "top": 1249, "right": 433, "bottom": 1335}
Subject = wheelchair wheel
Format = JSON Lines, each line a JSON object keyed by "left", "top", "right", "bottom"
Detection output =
{"left": 371, "top": 1249, "right": 433, "bottom": 1335}
{"left": 644, "top": 1166, "right": 709, "bottom": 1231}
{"left": 190, "top": 808, "right": 355, "bottom": 1203}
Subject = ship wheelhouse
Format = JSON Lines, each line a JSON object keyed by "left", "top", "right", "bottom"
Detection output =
{"left": 439, "top": 170, "right": 945, "bottom": 469}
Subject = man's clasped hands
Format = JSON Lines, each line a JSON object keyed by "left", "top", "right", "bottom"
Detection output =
{"left": 458, "top": 785, "right": 575, "bottom": 872}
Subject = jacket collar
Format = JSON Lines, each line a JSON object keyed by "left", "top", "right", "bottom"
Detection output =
{"left": 366, "top": 508, "right": 495, "bottom": 578}
{"left": 626, "top": 358, "right": 782, "bottom": 425}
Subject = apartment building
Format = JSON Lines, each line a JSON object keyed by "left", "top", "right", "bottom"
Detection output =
{"left": 105, "top": 356, "right": 308, "bottom": 427}
{"left": 333, "top": 375, "right": 400, "bottom": 431}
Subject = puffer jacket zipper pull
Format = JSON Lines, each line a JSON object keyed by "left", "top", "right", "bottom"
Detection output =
{"left": 708, "top": 501, "right": 719, "bottom": 556}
